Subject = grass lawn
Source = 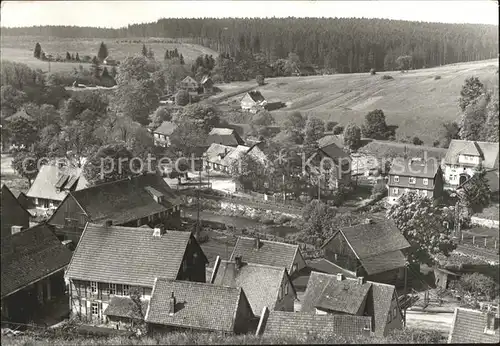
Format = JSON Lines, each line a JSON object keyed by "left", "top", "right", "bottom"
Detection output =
{"left": 1, "top": 35, "right": 218, "bottom": 73}
{"left": 215, "top": 59, "right": 498, "bottom": 145}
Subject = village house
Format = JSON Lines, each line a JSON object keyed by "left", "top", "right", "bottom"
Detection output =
{"left": 203, "top": 143, "right": 251, "bottom": 174}
{"left": 241, "top": 90, "right": 267, "bottom": 113}
{"left": 65, "top": 223, "right": 208, "bottom": 327}
{"left": 1, "top": 184, "right": 31, "bottom": 239}
{"left": 47, "top": 174, "right": 182, "bottom": 243}
{"left": 387, "top": 158, "right": 444, "bottom": 204}
{"left": 211, "top": 256, "right": 297, "bottom": 317}
{"left": 301, "top": 271, "right": 403, "bottom": 338}
{"left": 229, "top": 236, "right": 307, "bottom": 277}
{"left": 200, "top": 75, "right": 214, "bottom": 93}
{"left": 256, "top": 309, "right": 373, "bottom": 339}
{"left": 26, "top": 164, "right": 88, "bottom": 210}
{"left": 1, "top": 224, "right": 73, "bottom": 324}
{"left": 145, "top": 278, "right": 257, "bottom": 334}
{"left": 443, "top": 139, "right": 499, "bottom": 189}
{"left": 448, "top": 307, "right": 499, "bottom": 343}
{"left": 152, "top": 121, "right": 178, "bottom": 147}
{"left": 321, "top": 219, "right": 410, "bottom": 288}
{"left": 317, "top": 141, "right": 352, "bottom": 189}
{"left": 207, "top": 128, "right": 245, "bottom": 147}
{"left": 179, "top": 76, "right": 200, "bottom": 92}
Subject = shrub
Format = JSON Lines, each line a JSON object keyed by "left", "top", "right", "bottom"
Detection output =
{"left": 256, "top": 74, "right": 265, "bottom": 86}
{"left": 412, "top": 136, "right": 424, "bottom": 145}
{"left": 382, "top": 75, "right": 394, "bottom": 80}
{"left": 456, "top": 273, "right": 499, "bottom": 300}
{"left": 175, "top": 90, "right": 190, "bottom": 106}
{"left": 370, "top": 68, "right": 376, "bottom": 75}
{"left": 434, "top": 75, "right": 442, "bottom": 80}
{"left": 325, "top": 121, "right": 337, "bottom": 132}
{"left": 332, "top": 125, "right": 344, "bottom": 135}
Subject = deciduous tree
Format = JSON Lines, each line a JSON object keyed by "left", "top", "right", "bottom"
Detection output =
{"left": 343, "top": 123, "right": 362, "bottom": 151}
{"left": 387, "top": 192, "right": 456, "bottom": 266}
{"left": 459, "top": 76, "right": 485, "bottom": 112}
{"left": 304, "top": 117, "right": 325, "bottom": 145}
{"left": 362, "top": 109, "right": 390, "bottom": 139}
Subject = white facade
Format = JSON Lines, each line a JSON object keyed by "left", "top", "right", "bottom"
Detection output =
{"left": 443, "top": 163, "right": 477, "bottom": 188}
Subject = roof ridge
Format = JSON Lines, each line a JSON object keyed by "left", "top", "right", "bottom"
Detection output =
{"left": 159, "top": 278, "right": 240, "bottom": 290}
{"left": 220, "top": 259, "right": 288, "bottom": 271}
{"left": 238, "top": 236, "right": 299, "bottom": 248}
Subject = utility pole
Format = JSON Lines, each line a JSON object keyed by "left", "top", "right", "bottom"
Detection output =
{"left": 197, "top": 169, "right": 201, "bottom": 234}
{"left": 317, "top": 175, "right": 321, "bottom": 201}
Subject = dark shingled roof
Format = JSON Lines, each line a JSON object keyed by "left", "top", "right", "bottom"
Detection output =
{"left": 212, "top": 260, "right": 295, "bottom": 316}
{"left": 319, "top": 142, "right": 351, "bottom": 161}
{"left": 1, "top": 224, "right": 72, "bottom": 298}
{"left": 65, "top": 224, "right": 193, "bottom": 287}
{"left": 448, "top": 308, "right": 500, "bottom": 343}
{"left": 262, "top": 311, "right": 372, "bottom": 340}
{"left": 315, "top": 279, "right": 372, "bottom": 314}
{"left": 301, "top": 272, "right": 397, "bottom": 337}
{"left": 1, "top": 184, "right": 31, "bottom": 237}
{"left": 67, "top": 174, "right": 181, "bottom": 225}
{"left": 229, "top": 237, "right": 301, "bottom": 274}
{"left": 145, "top": 278, "right": 253, "bottom": 333}
{"left": 322, "top": 220, "right": 410, "bottom": 275}
{"left": 103, "top": 296, "right": 149, "bottom": 320}
{"left": 246, "top": 90, "right": 266, "bottom": 102}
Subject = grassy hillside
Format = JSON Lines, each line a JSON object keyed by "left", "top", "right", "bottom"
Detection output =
{"left": 0, "top": 36, "right": 218, "bottom": 73}
{"left": 218, "top": 59, "right": 499, "bottom": 145}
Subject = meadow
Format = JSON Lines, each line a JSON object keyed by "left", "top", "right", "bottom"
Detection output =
{"left": 217, "top": 59, "right": 499, "bottom": 145}
{"left": 0, "top": 35, "right": 218, "bottom": 73}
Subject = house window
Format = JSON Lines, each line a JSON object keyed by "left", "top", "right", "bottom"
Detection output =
{"left": 393, "top": 307, "right": 397, "bottom": 318}
{"left": 387, "top": 310, "right": 392, "bottom": 323}
{"left": 393, "top": 176, "right": 399, "bottom": 183}
{"left": 91, "top": 302, "right": 99, "bottom": 315}
{"left": 292, "top": 263, "right": 298, "bottom": 273}
{"left": 148, "top": 214, "right": 154, "bottom": 222}
{"left": 278, "top": 285, "right": 283, "bottom": 300}
{"left": 109, "top": 283, "right": 117, "bottom": 295}
{"left": 392, "top": 188, "right": 399, "bottom": 195}
{"left": 423, "top": 178, "right": 428, "bottom": 185}
{"left": 122, "top": 285, "right": 130, "bottom": 296}
{"left": 420, "top": 189, "right": 427, "bottom": 197}
{"left": 409, "top": 177, "right": 416, "bottom": 184}
{"left": 90, "top": 281, "right": 98, "bottom": 294}
{"left": 285, "top": 282, "right": 289, "bottom": 296}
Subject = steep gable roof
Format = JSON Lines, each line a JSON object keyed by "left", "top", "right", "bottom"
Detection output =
{"left": 212, "top": 260, "right": 295, "bottom": 316}
{"left": 448, "top": 308, "right": 499, "bottom": 343}
{"left": 230, "top": 237, "right": 301, "bottom": 273}
{"left": 315, "top": 279, "right": 372, "bottom": 314}
{"left": 65, "top": 224, "right": 192, "bottom": 287}
{"left": 322, "top": 220, "right": 410, "bottom": 275}
{"left": 181, "top": 76, "right": 198, "bottom": 85}
{"left": 67, "top": 174, "right": 180, "bottom": 225}
{"left": 145, "top": 278, "right": 253, "bottom": 333}
{"left": 153, "top": 121, "right": 177, "bottom": 136}
{"left": 261, "top": 310, "right": 372, "bottom": 340}
{"left": 244, "top": 90, "right": 266, "bottom": 103}
{"left": 204, "top": 143, "right": 235, "bottom": 165}
{"left": 26, "top": 164, "right": 88, "bottom": 201}
{"left": 1, "top": 224, "right": 72, "bottom": 298}
{"left": 1, "top": 184, "right": 31, "bottom": 221}
{"left": 318, "top": 134, "right": 344, "bottom": 149}
{"left": 319, "top": 142, "right": 351, "bottom": 161}
{"left": 445, "top": 140, "right": 499, "bottom": 169}
{"left": 207, "top": 127, "right": 245, "bottom": 146}
{"left": 301, "top": 272, "right": 397, "bottom": 337}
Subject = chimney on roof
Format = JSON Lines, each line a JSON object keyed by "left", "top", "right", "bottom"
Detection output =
{"left": 254, "top": 236, "right": 261, "bottom": 249}
{"left": 357, "top": 277, "right": 365, "bottom": 285}
{"left": 234, "top": 255, "right": 243, "bottom": 269}
{"left": 168, "top": 292, "right": 176, "bottom": 315}
{"left": 153, "top": 225, "right": 166, "bottom": 238}
{"left": 337, "top": 273, "right": 344, "bottom": 281}
{"left": 105, "top": 220, "right": 113, "bottom": 227}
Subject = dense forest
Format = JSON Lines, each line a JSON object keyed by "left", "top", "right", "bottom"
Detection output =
{"left": 2, "top": 18, "right": 498, "bottom": 73}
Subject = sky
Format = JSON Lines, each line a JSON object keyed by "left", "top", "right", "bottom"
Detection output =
{"left": 0, "top": 1, "right": 498, "bottom": 28}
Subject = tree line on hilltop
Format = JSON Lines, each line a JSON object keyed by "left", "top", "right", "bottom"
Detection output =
{"left": 4, "top": 18, "right": 498, "bottom": 73}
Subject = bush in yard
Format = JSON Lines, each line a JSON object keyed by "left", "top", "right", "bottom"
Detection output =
{"left": 256, "top": 74, "right": 265, "bottom": 86}
{"left": 370, "top": 68, "right": 376, "bottom": 75}
{"left": 412, "top": 136, "right": 424, "bottom": 145}
{"left": 382, "top": 75, "right": 394, "bottom": 80}
{"left": 456, "top": 273, "right": 499, "bottom": 300}
{"left": 434, "top": 75, "right": 441, "bottom": 80}
{"left": 175, "top": 89, "right": 190, "bottom": 106}
{"left": 332, "top": 125, "right": 344, "bottom": 135}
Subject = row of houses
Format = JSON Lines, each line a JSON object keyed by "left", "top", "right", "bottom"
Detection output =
{"left": 2, "top": 175, "right": 498, "bottom": 341}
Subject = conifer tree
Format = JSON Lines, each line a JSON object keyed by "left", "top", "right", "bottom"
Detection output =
{"left": 98, "top": 42, "right": 109, "bottom": 62}
{"left": 141, "top": 43, "right": 148, "bottom": 57}
{"left": 33, "top": 42, "right": 42, "bottom": 59}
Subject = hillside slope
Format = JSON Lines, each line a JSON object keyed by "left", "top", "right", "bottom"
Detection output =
{"left": 0, "top": 36, "right": 218, "bottom": 73}
{"left": 219, "top": 59, "right": 499, "bottom": 145}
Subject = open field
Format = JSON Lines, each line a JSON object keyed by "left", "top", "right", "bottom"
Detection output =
{"left": 0, "top": 35, "right": 218, "bottom": 73}
{"left": 217, "top": 59, "right": 499, "bottom": 145}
